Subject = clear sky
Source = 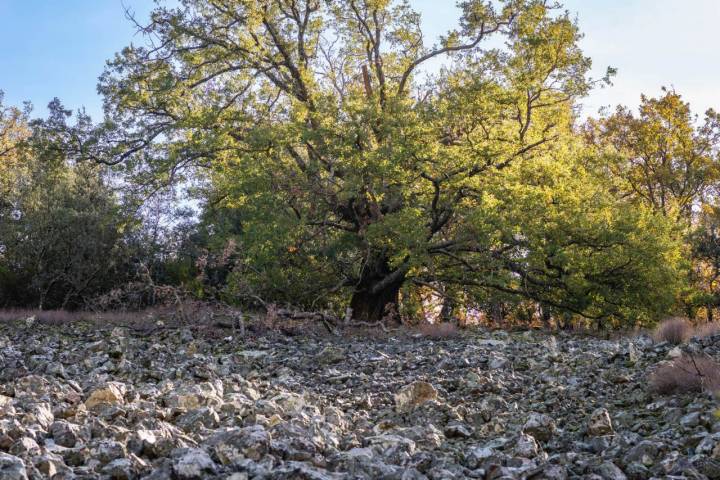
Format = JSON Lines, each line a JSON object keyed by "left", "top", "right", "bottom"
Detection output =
{"left": 1, "top": 0, "right": 718, "bottom": 119}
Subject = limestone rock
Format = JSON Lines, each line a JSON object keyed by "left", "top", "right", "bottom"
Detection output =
{"left": 207, "top": 425, "right": 271, "bottom": 463}
{"left": 0, "top": 316, "right": 718, "bottom": 479}
{"left": 588, "top": 408, "right": 614, "bottom": 436}
{"left": 513, "top": 433, "right": 541, "bottom": 458}
{"left": 172, "top": 448, "right": 216, "bottom": 479}
{"left": 164, "top": 382, "right": 223, "bottom": 410}
{"left": 594, "top": 461, "right": 627, "bottom": 480}
{"left": 50, "top": 420, "right": 82, "bottom": 448}
{"left": 522, "top": 412, "right": 556, "bottom": 442}
{"left": 102, "top": 458, "right": 135, "bottom": 480}
{"left": 315, "top": 346, "right": 345, "bottom": 365}
{"left": 0, "top": 453, "right": 27, "bottom": 480}
{"left": 33, "top": 453, "right": 66, "bottom": 477}
{"left": 85, "top": 382, "right": 126, "bottom": 410}
{"left": 394, "top": 381, "right": 438, "bottom": 413}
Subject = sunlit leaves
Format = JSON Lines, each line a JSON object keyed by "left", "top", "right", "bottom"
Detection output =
{"left": 95, "top": 0, "right": 681, "bottom": 322}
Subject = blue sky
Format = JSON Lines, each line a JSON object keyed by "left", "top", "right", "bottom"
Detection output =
{"left": 0, "top": 0, "right": 156, "bottom": 117}
{"left": 1, "top": 0, "right": 718, "bottom": 119}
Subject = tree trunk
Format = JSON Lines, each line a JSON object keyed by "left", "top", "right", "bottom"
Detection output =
{"left": 349, "top": 255, "right": 405, "bottom": 323}
{"left": 489, "top": 302, "right": 505, "bottom": 327}
{"left": 539, "top": 304, "right": 552, "bottom": 330}
{"left": 440, "top": 295, "right": 456, "bottom": 324}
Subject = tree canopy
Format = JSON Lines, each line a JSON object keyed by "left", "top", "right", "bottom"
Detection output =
{"left": 2, "top": 1, "right": 717, "bottom": 328}
{"left": 586, "top": 89, "right": 720, "bottom": 222}
{"left": 90, "top": 0, "right": 663, "bottom": 322}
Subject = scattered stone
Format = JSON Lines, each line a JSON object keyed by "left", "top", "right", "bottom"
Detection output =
{"left": 172, "top": 448, "right": 216, "bottom": 479}
{"left": 513, "top": 433, "right": 540, "bottom": 458}
{"left": 595, "top": 461, "right": 627, "bottom": 480}
{"left": 9, "top": 437, "right": 40, "bottom": 457}
{"left": 0, "top": 320, "right": 717, "bottom": 479}
{"left": 488, "top": 354, "right": 510, "bottom": 370}
{"left": 315, "top": 346, "right": 345, "bottom": 365}
{"left": 27, "top": 402, "right": 53, "bottom": 429}
{"left": 95, "top": 440, "right": 128, "bottom": 465}
{"left": 208, "top": 425, "right": 271, "bottom": 463}
{"left": 444, "top": 422, "right": 473, "bottom": 439}
{"left": 33, "top": 453, "right": 66, "bottom": 477}
{"left": 680, "top": 411, "right": 701, "bottom": 428}
{"left": 464, "top": 445, "right": 497, "bottom": 469}
{"left": 164, "top": 383, "right": 222, "bottom": 410}
{"left": 50, "top": 420, "right": 82, "bottom": 447}
{"left": 102, "top": 458, "right": 135, "bottom": 480}
{"left": 176, "top": 406, "right": 220, "bottom": 431}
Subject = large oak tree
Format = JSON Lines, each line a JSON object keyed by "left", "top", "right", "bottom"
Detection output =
{"left": 92, "top": 0, "right": 680, "bottom": 323}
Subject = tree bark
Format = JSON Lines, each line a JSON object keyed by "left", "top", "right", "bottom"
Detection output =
{"left": 540, "top": 304, "right": 552, "bottom": 329}
{"left": 349, "top": 255, "right": 405, "bottom": 323}
{"left": 440, "top": 295, "right": 456, "bottom": 324}
{"left": 489, "top": 301, "right": 505, "bottom": 327}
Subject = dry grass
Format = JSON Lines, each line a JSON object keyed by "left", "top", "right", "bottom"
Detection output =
{"left": 0, "top": 306, "right": 279, "bottom": 340}
{"left": 651, "top": 318, "right": 720, "bottom": 345}
{"left": 653, "top": 318, "right": 693, "bottom": 345}
{"left": 649, "top": 354, "right": 720, "bottom": 395}
{"left": 0, "top": 309, "right": 88, "bottom": 325}
{"left": 417, "top": 322, "right": 460, "bottom": 339}
{"left": 0, "top": 308, "right": 171, "bottom": 329}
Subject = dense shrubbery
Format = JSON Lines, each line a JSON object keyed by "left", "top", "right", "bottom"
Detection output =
{"left": 1, "top": 1, "right": 719, "bottom": 329}
{"left": 0, "top": 100, "right": 187, "bottom": 309}
{"left": 0, "top": 161, "right": 128, "bottom": 309}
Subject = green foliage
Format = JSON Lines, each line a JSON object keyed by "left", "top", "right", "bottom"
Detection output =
{"left": 586, "top": 89, "right": 720, "bottom": 222}
{"left": 586, "top": 89, "right": 720, "bottom": 321}
{"left": 472, "top": 149, "right": 683, "bottom": 324}
{"left": 685, "top": 205, "right": 720, "bottom": 319}
{"left": 0, "top": 100, "right": 129, "bottom": 309}
{"left": 0, "top": 3, "right": 706, "bottom": 327}
{"left": 87, "top": 0, "right": 682, "bottom": 324}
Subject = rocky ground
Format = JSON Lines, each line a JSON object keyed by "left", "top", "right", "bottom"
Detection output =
{"left": 1, "top": 319, "right": 720, "bottom": 479}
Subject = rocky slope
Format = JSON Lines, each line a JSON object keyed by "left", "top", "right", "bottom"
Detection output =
{"left": 0, "top": 320, "right": 719, "bottom": 479}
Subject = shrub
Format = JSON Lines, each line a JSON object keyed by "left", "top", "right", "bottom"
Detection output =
{"left": 654, "top": 318, "right": 692, "bottom": 344}
{"left": 418, "top": 322, "right": 460, "bottom": 339}
{"left": 694, "top": 322, "right": 720, "bottom": 339}
{"left": 649, "top": 354, "right": 720, "bottom": 395}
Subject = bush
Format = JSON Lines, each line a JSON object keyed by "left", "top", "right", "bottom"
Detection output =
{"left": 418, "top": 322, "right": 460, "bottom": 339}
{"left": 654, "top": 318, "right": 692, "bottom": 344}
{"left": 694, "top": 322, "right": 720, "bottom": 339}
{"left": 649, "top": 354, "right": 720, "bottom": 395}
